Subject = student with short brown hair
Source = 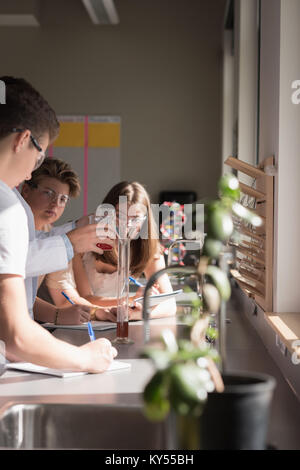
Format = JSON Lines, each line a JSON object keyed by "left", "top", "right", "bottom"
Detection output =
{"left": 24, "top": 157, "right": 81, "bottom": 199}
{"left": 0, "top": 76, "right": 117, "bottom": 371}
{"left": 22, "top": 157, "right": 114, "bottom": 324}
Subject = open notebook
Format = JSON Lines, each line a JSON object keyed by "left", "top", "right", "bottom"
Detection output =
{"left": 135, "top": 289, "right": 183, "bottom": 307}
{"left": 4, "top": 360, "right": 131, "bottom": 378}
{"left": 41, "top": 320, "right": 117, "bottom": 331}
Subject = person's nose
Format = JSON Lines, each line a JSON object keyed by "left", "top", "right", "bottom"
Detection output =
{"left": 49, "top": 195, "right": 60, "bottom": 208}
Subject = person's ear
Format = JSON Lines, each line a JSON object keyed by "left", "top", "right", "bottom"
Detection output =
{"left": 21, "top": 182, "right": 31, "bottom": 200}
{"left": 13, "top": 130, "right": 31, "bottom": 153}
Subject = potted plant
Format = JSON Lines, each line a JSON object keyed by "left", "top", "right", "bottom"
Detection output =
{"left": 141, "top": 174, "right": 276, "bottom": 450}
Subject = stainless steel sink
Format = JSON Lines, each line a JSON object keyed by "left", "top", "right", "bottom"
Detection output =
{"left": 0, "top": 403, "right": 169, "bottom": 449}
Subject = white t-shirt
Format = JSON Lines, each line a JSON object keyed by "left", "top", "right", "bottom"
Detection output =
{"left": 13, "top": 190, "right": 72, "bottom": 317}
{"left": 82, "top": 252, "right": 119, "bottom": 297}
{"left": 0, "top": 180, "right": 28, "bottom": 278}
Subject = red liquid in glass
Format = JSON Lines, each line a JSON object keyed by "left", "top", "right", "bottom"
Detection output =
{"left": 117, "top": 320, "right": 129, "bottom": 338}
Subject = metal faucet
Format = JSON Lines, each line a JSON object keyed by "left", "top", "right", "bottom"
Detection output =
{"left": 141, "top": 256, "right": 231, "bottom": 372}
{"left": 142, "top": 265, "right": 197, "bottom": 343}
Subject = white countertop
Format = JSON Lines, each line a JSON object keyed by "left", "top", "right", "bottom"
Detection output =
{"left": 0, "top": 359, "right": 155, "bottom": 397}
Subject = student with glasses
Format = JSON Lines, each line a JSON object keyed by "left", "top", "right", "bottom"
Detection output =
{"left": 11, "top": 128, "right": 46, "bottom": 170}
{"left": 0, "top": 76, "right": 117, "bottom": 371}
{"left": 21, "top": 157, "right": 115, "bottom": 325}
{"left": 43, "top": 181, "right": 176, "bottom": 321}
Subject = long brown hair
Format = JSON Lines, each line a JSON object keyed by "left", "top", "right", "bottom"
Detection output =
{"left": 95, "top": 181, "right": 160, "bottom": 276}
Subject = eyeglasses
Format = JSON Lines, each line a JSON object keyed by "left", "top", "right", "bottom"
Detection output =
{"left": 28, "top": 183, "right": 70, "bottom": 207}
{"left": 116, "top": 211, "right": 147, "bottom": 225}
{"left": 12, "top": 128, "right": 46, "bottom": 170}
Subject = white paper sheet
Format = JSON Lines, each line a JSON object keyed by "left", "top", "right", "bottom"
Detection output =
{"left": 5, "top": 360, "right": 131, "bottom": 378}
{"left": 134, "top": 289, "right": 183, "bottom": 307}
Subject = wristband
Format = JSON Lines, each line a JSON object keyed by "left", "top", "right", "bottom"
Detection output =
{"left": 90, "top": 307, "right": 97, "bottom": 321}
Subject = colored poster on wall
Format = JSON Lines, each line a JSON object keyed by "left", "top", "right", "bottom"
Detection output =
{"left": 48, "top": 115, "right": 121, "bottom": 224}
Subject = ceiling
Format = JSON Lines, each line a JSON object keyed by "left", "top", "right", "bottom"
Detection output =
{"left": 0, "top": 0, "right": 227, "bottom": 29}
{"left": 0, "top": 0, "right": 119, "bottom": 26}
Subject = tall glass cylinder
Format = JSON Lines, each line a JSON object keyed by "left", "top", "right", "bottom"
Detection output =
{"left": 114, "top": 236, "right": 133, "bottom": 343}
{"left": 112, "top": 196, "right": 134, "bottom": 344}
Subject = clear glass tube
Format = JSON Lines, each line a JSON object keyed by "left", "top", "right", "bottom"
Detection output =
{"left": 112, "top": 198, "right": 137, "bottom": 345}
{"left": 112, "top": 200, "right": 147, "bottom": 344}
{"left": 113, "top": 236, "right": 133, "bottom": 344}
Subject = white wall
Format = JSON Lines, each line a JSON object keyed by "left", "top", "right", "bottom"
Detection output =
{"left": 233, "top": 0, "right": 259, "bottom": 184}
{"left": 276, "top": 0, "right": 300, "bottom": 312}
{"left": 0, "top": 0, "right": 226, "bottom": 205}
{"left": 259, "top": 0, "right": 300, "bottom": 312}
{"left": 221, "top": 29, "right": 235, "bottom": 172}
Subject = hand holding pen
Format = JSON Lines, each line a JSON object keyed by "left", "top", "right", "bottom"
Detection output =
{"left": 129, "top": 277, "right": 160, "bottom": 295}
{"left": 61, "top": 291, "right": 96, "bottom": 340}
{"left": 60, "top": 292, "right": 118, "bottom": 372}
{"left": 51, "top": 293, "right": 91, "bottom": 325}
{"left": 128, "top": 277, "right": 160, "bottom": 310}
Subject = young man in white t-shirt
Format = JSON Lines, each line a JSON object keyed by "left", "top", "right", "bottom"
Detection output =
{"left": 0, "top": 76, "right": 117, "bottom": 371}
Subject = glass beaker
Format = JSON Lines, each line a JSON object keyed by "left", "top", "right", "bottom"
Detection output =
{"left": 112, "top": 198, "right": 147, "bottom": 344}
{"left": 113, "top": 235, "right": 133, "bottom": 344}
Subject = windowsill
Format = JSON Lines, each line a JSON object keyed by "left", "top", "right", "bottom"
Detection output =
{"left": 265, "top": 312, "right": 300, "bottom": 359}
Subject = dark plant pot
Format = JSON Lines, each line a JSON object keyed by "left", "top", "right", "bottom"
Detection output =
{"left": 168, "top": 371, "right": 276, "bottom": 450}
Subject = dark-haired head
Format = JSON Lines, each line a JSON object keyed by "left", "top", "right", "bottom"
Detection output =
{"left": 0, "top": 76, "right": 59, "bottom": 144}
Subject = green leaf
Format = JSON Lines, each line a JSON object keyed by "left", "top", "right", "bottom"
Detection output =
{"left": 143, "top": 370, "right": 170, "bottom": 421}
{"left": 175, "top": 347, "right": 211, "bottom": 362}
{"left": 203, "top": 238, "right": 224, "bottom": 258}
{"left": 141, "top": 348, "right": 172, "bottom": 370}
{"left": 206, "top": 326, "right": 219, "bottom": 341}
{"left": 169, "top": 363, "right": 209, "bottom": 410}
{"left": 168, "top": 391, "right": 196, "bottom": 416}
{"left": 218, "top": 174, "right": 241, "bottom": 201}
{"left": 178, "top": 339, "right": 197, "bottom": 352}
{"left": 183, "top": 285, "right": 202, "bottom": 310}
{"left": 207, "top": 206, "right": 234, "bottom": 242}
{"left": 202, "top": 283, "right": 221, "bottom": 314}
{"left": 206, "top": 265, "right": 231, "bottom": 301}
{"left": 161, "top": 329, "right": 179, "bottom": 354}
{"left": 143, "top": 400, "right": 170, "bottom": 422}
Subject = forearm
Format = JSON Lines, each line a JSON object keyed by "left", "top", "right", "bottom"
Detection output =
{"left": 8, "top": 318, "right": 87, "bottom": 370}
{"left": 49, "top": 287, "right": 95, "bottom": 308}
{"left": 0, "top": 278, "right": 87, "bottom": 370}
{"left": 149, "top": 299, "right": 177, "bottom": 319}
{"left": 85, "top": 294, "right": 117, "bottom": 308}
{"left": 33, "top": 297, "right": 57, "bottom": 323}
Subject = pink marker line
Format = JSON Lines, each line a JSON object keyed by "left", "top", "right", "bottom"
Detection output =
{"left": 83, "top": 116, "right": 89, "bottom": 216}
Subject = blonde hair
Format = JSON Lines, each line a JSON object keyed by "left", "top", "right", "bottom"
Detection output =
{"left": 95, "top": 181, "right": 160, "bottom": 276}
{"left": 26, "top": 157, "right": 81, "bottom": 198}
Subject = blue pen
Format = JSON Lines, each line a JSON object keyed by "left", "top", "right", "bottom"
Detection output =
{"left": 61, "top": 291, "right": 96, "bottom": 342}
{"left": 87, "top": 322, "right": 96, "bottom": 342}
{"left": 129, "top": 276, "right": 144, "bottom": 288}
{"left": 61, "top": 291, "right": 75, "bottom": 305}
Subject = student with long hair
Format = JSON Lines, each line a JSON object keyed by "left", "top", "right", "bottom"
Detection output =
{"left": 47, "top": 181, "right": 176, "bottom": 320}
